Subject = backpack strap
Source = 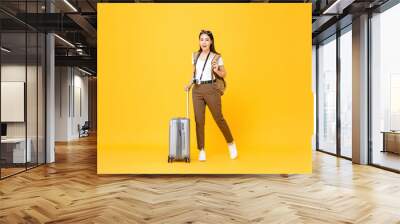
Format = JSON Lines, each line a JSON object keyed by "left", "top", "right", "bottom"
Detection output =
{"left": 192, "top": 51, "right": 200, "bottom": 80}
{"left": 193, "top": 51, "right": 200, "bottom": 64}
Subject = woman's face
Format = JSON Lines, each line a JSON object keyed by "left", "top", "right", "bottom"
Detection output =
{"left": 199, "top": 33, "right": 212, "bottom": 51}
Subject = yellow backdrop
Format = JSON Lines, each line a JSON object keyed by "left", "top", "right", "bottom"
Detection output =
{"left": 98, "top": 3, "right": 312, "bottom": 174}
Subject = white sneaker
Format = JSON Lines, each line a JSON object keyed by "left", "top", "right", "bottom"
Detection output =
{"left": 228, "top": 142, "right": 238, "bottom": 159}
{"left": 199, "top": 149, "right": 206, "bottom": 161}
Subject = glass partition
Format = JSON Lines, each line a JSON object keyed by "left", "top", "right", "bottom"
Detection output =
{"left": 371, "top": 3, "right": 400, "bottom": 171}
{"left": 317, "top": 35, "right": 337, "bottom": 154}
{"left": 339, "top": 27, "right": 352, "bottom": 158}
{"left": 1, "top": 30, "right": 28, "bottom": 177}
{"left": 0, "top": 1, "right": 46, "bottom": 179}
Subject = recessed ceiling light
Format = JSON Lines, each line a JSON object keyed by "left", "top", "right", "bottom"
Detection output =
{"left": 1, "top": 47, "right": 11, "bottom": 53}
{"left": 63, "top": 0, "right": 78, "bottom": 12}
{"left": 54, "top": 34, "right": 75, "bottom": 48}
{"left": 322, "top": 0, "right": 354, "bottom": 15}
{"left": 77, "top": 67, "right": 93, "bottom": 76}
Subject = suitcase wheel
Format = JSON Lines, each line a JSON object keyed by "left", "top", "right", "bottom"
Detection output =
{"left": 168, "top": 156, "right": 173, "bottom": 163}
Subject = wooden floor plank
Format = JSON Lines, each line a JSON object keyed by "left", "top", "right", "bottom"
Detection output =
{"left": 0, "top": 134, "right": 400, "bottom": 223}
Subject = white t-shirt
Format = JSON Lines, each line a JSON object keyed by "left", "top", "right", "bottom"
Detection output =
{"left": 192, "top": 52, "right": 224, "bottom": 81}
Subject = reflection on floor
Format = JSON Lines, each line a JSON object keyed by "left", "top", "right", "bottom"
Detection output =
{"left": 0, "top": 167, "right": 25, "bottom": 178}
{"left": 0, "top": 163, "right": 41, "bottom": 178}
{"left": 340, "top": 148, "right": 352, "bottom": 158}
{"left": 373, "top": 150, "right": 400, "bottom": 171}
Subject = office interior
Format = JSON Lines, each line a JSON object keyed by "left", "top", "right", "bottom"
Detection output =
{"left": 0, "top": 0, "right": 97, "bottom": 179}
{"left": 0, "top": 0, "right": 400, "bottom": 222}
{"left": 314, "top": 0, "right": 400, "bottom": 172}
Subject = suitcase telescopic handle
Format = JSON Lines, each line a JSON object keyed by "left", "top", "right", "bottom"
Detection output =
{"left": 185, "top": 85, "right": 190, "bottom": 119}
{"left": 186, "top": 83, "right": 193, "bottom": 118}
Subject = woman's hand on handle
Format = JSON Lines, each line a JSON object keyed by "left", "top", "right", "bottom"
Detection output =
{"left": 184, "top": 81, "right": 193, "bottom": 92}
{"left": 184, "top": 84, "right": 190, "bottom": 92}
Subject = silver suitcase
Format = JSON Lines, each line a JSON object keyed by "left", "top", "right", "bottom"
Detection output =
{"left": 168, "top": 88, "right": 191, "bottom": 163}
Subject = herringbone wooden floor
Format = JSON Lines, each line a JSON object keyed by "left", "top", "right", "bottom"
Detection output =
{"left": 1, "top": 134, "right": 400, "bottom": 224}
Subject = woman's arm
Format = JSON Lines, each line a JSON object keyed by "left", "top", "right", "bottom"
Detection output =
{"left": 184, "top": 64, "right": 196, "bottom": 91}
{"left": 212, "top": 63, "right": 227, "bottom": 78}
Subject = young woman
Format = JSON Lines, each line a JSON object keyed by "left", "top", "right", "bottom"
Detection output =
{"left": 185, "top": 29, "right": 238, "bottom": 161}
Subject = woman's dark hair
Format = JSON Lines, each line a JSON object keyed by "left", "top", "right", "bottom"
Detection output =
{"left": 198, "top": 29, "right": 219, "bottom": 54}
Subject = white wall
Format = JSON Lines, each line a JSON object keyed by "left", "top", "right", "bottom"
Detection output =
{"left": 55, "top": 66, "right": 70, "bottom": 141}
{"left": 1, "top": 65, "right": 38, "bottom": 138}
{"left": 55, "top": 67, "right": 89, "bottom": 141}
{"left": 72, "top": 73, "right": 89, "bottom": 138}
{"left": 1, "top": 82, "right": 25, "bottom": 122}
